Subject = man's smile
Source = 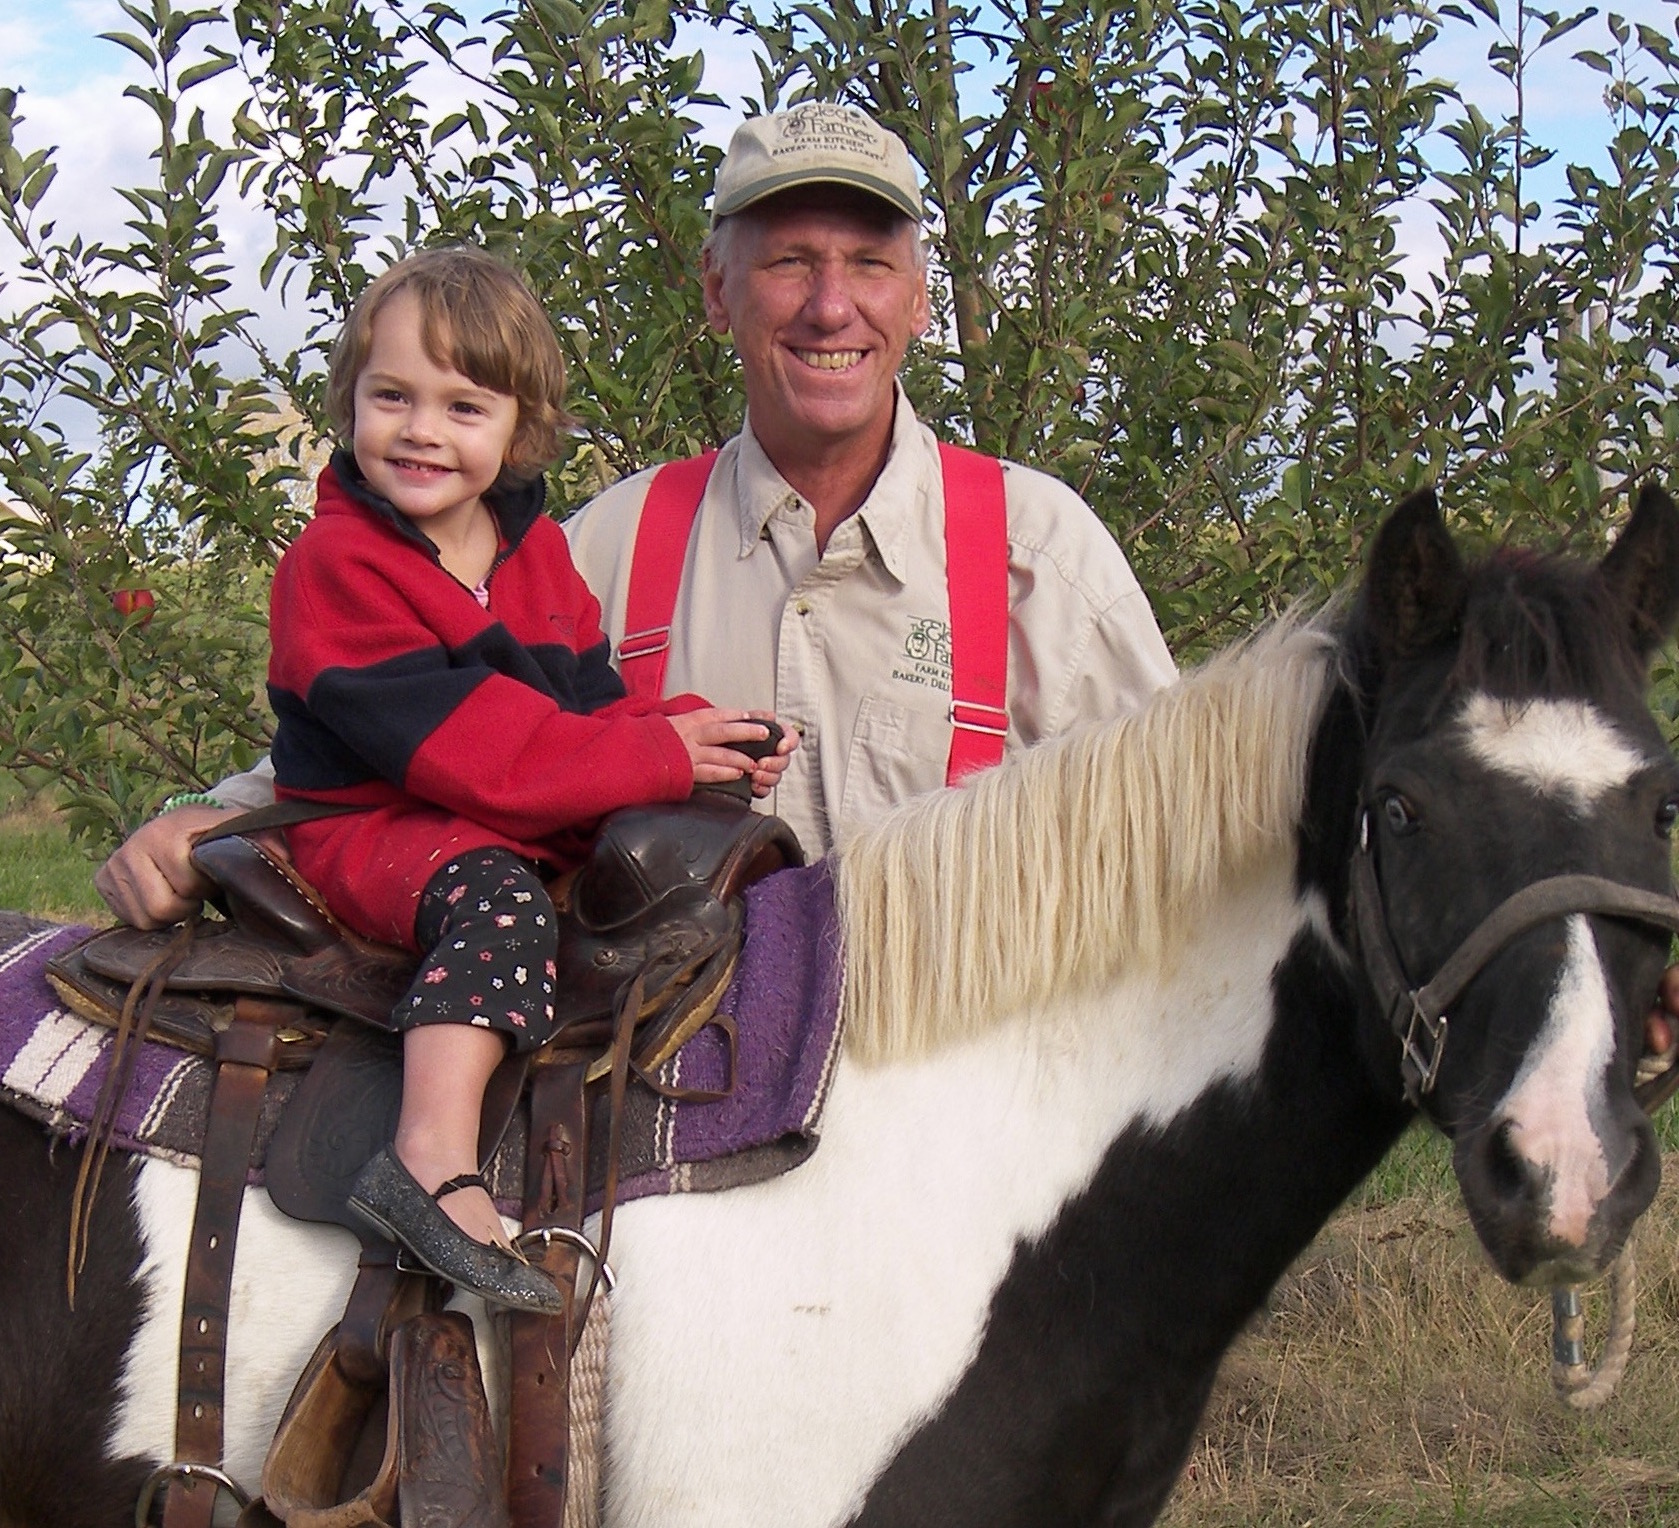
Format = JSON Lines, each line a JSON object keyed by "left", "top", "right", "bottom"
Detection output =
{"left": 792, "top": 348, "right": 866, "bottom": 371}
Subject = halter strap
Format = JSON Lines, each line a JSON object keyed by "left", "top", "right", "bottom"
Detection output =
{"left": 620, "top": 446, "right": 1011, "bottom": 784}
{"left": 1350, "top": 809, "right": 1679, "bottom": 1103}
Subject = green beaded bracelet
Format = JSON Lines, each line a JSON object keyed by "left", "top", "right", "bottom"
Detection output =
{"left": 160, "top": 791, "right": 222, "bottom": 812}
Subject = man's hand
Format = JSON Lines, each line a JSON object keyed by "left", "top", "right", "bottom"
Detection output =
{"left": 94, "top": 805, "right": 237, "bottom": 928}
{"left": 1647, "top": 963, "right": 1679, "bottom": 1066}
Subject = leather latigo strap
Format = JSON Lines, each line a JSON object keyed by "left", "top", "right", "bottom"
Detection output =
{"left": 160, "top": 996, "right": 296, "bottom": 1528}
{"left": 507, "top": 1057, "right": 592, "bottom": 1524}
{"left": 508, "top": 959, "right": 657, "bottom": 1528}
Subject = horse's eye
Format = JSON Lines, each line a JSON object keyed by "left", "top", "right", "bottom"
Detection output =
{"left": 1658, "top": 796, "right": 1679, "bottom": 839}
{"left": 1380, "top": 791, "right": 1419, "bottom": 835}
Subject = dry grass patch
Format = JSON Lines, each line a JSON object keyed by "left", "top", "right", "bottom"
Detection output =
{"left": 1161, "top": 1151, "right": 1679, "bottom": 1526}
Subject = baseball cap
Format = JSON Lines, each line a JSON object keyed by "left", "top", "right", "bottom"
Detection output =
{"left": 711, "top": 103, "right": 925, "bottom": 227}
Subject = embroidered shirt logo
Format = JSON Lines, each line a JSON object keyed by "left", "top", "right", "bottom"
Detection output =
{"left": 892, "top": 617, "right": 952, "bottom": 691}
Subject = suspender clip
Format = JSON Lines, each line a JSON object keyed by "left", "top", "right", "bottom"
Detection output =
{"left": 950, "top": 700, "right": 1009, "bottom": 737}
{"left": 619, "top": 627, "right": 672, "bottom": 663}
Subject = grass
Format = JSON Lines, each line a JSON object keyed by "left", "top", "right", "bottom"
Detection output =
{"left": 3, "top": 794, "right": 1678, "bottom": 1523}
{"left": 0, "top": 787, "right": 104, "bottom": 924}
{"left": 1159, "top": 1133, "right": 1679, "bottom": 1527}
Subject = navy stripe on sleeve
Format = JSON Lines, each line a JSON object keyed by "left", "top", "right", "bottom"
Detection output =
{"left": 269, "top": 685, "right": 382, "bottom": 791}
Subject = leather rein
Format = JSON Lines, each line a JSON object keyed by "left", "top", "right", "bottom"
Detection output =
{"left": 1348, "top": 804, "right": 1679, "bottom": 1106}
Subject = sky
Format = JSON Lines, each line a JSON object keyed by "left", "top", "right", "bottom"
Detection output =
{"left": 3, "top": 0, "right": 1678, "bottom": 452}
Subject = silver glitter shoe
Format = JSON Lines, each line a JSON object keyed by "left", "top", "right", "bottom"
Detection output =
{"left": 347, "top": 1147, "right": 565, "bottom": 1315}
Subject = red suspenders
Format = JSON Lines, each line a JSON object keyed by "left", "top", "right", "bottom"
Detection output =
{"left": 935, "top": 442, "right": 1009, "bottom": 782}
{"left": 617, "top": 449, "right": 719, "bottom": 703}
{"left": 618, "top": 444, "right": 1009, "bottom": 783}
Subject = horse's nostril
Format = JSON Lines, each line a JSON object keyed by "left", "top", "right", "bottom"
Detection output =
{"left": 1608, "top": 1118, "right": 1659, "bottom": 1212}
{"left": 1483, "top": 1120, "right": 1530, "bottom": 1202}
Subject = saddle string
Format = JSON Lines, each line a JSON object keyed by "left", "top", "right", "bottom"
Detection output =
{"left": 629, "top": 1009, "right": 736, "bottom": 1104}
{"left": 67, "top": 911, "right": 200, "bottom": 1305}
{"left": 555, "top": 935, "right": 737, "bottom": 1346}
{"left": 574, "top": 961, "right": 647, "bottom": 1345}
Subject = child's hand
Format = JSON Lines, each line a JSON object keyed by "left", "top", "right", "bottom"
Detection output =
{"left": 669, "top": 708, "right": 797, "bottom": 795}
{"left": 743, "top": 710, "right": 797, "bottom": 796}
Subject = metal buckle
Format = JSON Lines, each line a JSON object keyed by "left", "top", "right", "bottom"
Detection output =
{"left": 513, "top": 1225, "right": 617, "bottom": 1293}
{"left": 1400, "top": 997, "right": 1448, "bottom": 1102}
{"left": 134, "top": 1461, "right": 250, "bottom": 1527}
{"left": 618, "top": 626, "right": 671, "bottom": 662}
{"left": 949, "top": 700, "right": 1009, "bottom": 736}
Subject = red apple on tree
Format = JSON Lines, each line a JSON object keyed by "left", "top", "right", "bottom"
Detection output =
{"left": 111, "top": 587, "right": 156, "bottom": 625}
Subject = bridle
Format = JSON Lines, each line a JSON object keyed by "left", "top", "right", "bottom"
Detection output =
{"left": 1348, "top": 805, "right": 1679, "bottom": 1106}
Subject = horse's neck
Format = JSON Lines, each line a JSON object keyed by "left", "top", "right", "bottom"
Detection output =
{"left": 804, "top": 865, "right": 1409, "bottom": 1528}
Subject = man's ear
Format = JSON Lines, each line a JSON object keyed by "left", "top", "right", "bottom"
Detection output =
{"left": 909, "top": 236, "right": 932, "bottom": 337}
{"left": 701, "top": 248, "right": 732, "bottom": 337}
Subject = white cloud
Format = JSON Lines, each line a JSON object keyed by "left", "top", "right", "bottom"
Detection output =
{"left": 4, "top": 74, "right": 156, "bottom": 258}
{"left": 0, "top": 20, "right": 46, "bottom": 66}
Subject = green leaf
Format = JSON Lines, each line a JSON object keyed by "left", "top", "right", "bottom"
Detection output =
{"left": 97, "top": 30, "right": 159, "bottom": 68}
{"left": 18, "top": 161, "right": 56, "bottom": 211}
{"left": 179, "top": 56, "right": 239, "bottom": 92}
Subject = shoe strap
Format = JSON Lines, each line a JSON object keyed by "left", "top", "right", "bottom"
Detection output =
{"left": 432, "top": 1172, "right": 490, "bottom": 1200}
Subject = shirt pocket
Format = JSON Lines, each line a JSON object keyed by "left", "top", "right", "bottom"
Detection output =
{"left": 837, "top": 693, "right": 952, "bottom": 844}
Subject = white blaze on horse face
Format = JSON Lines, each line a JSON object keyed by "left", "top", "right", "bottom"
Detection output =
{"left": 1458, "top": 694, "right": 1644, "bottom": 809}
{"left": 1498, "top": 916, "right": 1617, "bottom": 1249}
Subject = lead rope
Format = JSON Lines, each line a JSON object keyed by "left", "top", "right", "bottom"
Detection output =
{"left": 1546, "top": 1033, "right": 1679, "bottom": 1410}
{"left": 1549, "top": 1233, "right": 1638, "bottom": 1410}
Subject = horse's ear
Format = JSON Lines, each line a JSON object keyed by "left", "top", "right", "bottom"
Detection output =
{"left": 1363, "top": 488, "right": 1467, "bottom": 660}
{"left": 1600, "top": 483, "right": 1679, "bottom": 663}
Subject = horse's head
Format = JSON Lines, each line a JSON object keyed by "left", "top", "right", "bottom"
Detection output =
{"left": 1352, "top": 485, "right": 1679, "bottom": 1285}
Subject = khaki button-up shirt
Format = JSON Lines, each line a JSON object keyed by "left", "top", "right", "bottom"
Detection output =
{"left": 563, "top": 392, "right": 1177, "bottom": 858}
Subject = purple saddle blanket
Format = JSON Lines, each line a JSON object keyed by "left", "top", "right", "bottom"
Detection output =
{"left": 0, "top": 860, "right": 844, "bottom": 1210}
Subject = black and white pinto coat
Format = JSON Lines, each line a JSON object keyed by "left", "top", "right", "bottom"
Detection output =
{"left": 5, "top": 487, "right": 1679, "bottom": 1528}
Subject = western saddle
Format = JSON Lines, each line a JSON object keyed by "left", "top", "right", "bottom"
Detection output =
{"left": 47, "top": 784, "right": 803, "bottom": 1528}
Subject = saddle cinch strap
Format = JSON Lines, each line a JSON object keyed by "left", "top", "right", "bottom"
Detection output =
{"left": 47, "top": 792, "right": 801, "bottom": 1528}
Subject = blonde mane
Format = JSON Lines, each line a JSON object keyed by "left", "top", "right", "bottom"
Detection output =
{"left": 835, "top": 618, "right": 1341, "bottom": 1064}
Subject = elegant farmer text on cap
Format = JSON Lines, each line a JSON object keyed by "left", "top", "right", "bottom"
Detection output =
{"left": 711, "top": 103, "right": 925, "bottom": 226}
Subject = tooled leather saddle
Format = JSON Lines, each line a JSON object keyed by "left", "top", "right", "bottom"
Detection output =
{"left": 46, "top": 786, "right": 802, "bottom": 1528}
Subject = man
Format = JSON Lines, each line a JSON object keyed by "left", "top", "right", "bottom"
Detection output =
{"left": 95, "top": 101, "right": 1176, "bottom": 926}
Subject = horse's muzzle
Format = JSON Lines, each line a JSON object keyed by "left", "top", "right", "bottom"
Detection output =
{"left": 1453, "top": 1111, "right": 1661, "bottom": 1286}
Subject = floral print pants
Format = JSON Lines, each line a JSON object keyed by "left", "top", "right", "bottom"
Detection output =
{"left": 397, "top": 847, "right": 559, "bottom": 1054}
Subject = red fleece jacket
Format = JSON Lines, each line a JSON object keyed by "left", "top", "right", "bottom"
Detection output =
{"left": 269, "top": 455, "right": 703, "bottom": 948}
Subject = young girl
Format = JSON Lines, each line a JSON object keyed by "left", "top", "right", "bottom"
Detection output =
{"left": 268, "top": 248, "right": 792, "bottom": 1312}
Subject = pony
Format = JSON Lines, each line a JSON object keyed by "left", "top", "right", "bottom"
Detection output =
{"left": 3, "top": 485, "right": 1678, "bottom": 1528}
